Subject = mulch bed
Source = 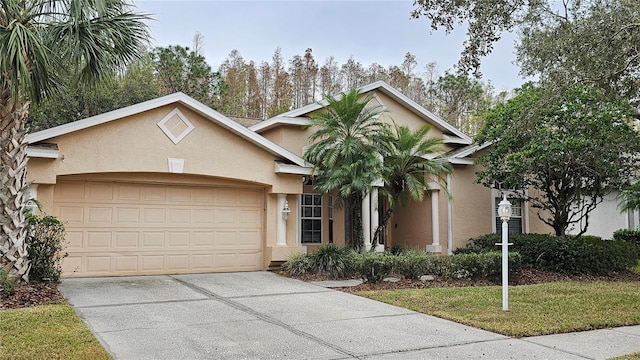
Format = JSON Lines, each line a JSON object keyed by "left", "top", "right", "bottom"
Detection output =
{"left": 1, "top": 283, "right": 64, "bottom": 310}
{"left": 294, "top": 269, "right": 640, "bottom": 293}
{"left": 2, "top": 269, "right": 639, "bottom": 310}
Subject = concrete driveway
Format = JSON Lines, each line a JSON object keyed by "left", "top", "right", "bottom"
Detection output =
{"left": 59, "top": 272, "right": 640, "bottom": 359}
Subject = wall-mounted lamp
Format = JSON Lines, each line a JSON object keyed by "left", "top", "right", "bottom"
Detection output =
{"left": 282, "top": 200, "right": 291, "bottom": 221}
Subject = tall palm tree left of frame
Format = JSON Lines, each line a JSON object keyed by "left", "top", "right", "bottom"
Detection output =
{"left": 0, "top": 0, "right": 149, "bottom": 282}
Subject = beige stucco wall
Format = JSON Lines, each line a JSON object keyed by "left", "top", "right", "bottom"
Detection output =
{"left": 27, "top": 104, "right": 302, "bottom": 194}
{"left": 26, "top": 103, "right": 309, "bottom": 269}
{"left": 449, "top": 164, "right": 494, "bottom": 249}
{"left": 260, "top": 125, "right": 315, "bottom": 159}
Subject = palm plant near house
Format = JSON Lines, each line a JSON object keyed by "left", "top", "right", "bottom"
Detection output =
{"left": 373, "top": 124, "right": 451, "bottom": 244}
{"left": 618, "top": 181, "right": 640, "bottom": 213}
{"left": 304, "top": 89, "right": 389, "bottom": 249}
{"left": 0, "top": 0, "right": 149, "bottom": 281}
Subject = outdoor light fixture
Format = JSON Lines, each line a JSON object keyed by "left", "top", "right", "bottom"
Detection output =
{"left": 282, "top": 200, "right": 291, "bottom": 221}
{"left": 496, "top": 193, "right": 513, "bottom": 311}
{"left": 498, "top": 194, "right": 512, "bottom": 221}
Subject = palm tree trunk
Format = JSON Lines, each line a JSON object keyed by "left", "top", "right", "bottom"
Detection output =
{"left": 0, "top": 87, "right": 31, "bottom": 282}
{"left": 372, "top": 192, "right": 401, "bottom": 246}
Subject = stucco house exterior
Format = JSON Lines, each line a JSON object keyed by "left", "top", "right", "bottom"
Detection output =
{"left": 25, "top": 81, "right": 553, "bottom": 278}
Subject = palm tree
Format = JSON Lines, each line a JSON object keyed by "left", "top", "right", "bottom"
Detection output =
{"left": 0, "top": 0, "right": 149, "bottom": 281}
{"left": 373, "top": 124, "right": 451, "bottom": 244}
{"left": 618, "top": 181, "right": 640, "bottom": 213}
{"left": 304, "top": 89, "right": 389, "bottom": 249}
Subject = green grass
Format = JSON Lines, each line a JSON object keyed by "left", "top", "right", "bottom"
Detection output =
{"left": 358, "top": 281, "right": 640, "bottom": 337}
{"left": 0, "top": 304, "right": 112, "bottom": 360}
{"left": 633, "top": 259, "right": 640, "bottom": 274}
{"left": 611, "top": 353, "right": 640, "bottom": 360}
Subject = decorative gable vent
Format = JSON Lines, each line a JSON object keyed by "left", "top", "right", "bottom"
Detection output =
{"left": 157, "top": 108, "right": 194, "bottom": 144}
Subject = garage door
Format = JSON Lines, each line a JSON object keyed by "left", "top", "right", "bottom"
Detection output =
{"left": 54, "top": 181, "right": 264, "bottom": 277}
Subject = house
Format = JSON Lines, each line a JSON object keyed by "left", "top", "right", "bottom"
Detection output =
{"left": 25, "top": 81, "right": 552, "bottom": 278}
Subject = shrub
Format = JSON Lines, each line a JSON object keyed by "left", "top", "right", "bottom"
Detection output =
{"left": 394, "top": 250, "right": 433, "bottom": 280}
{"left": 0, "top": 266, "right": 17, "bottom": 298}
{"left": 282, "top": 252, "right": 312, "bottom": 276}
{"left": 613, "top": 229, "right": 640, "bottom": 251}
{"left": 26, "top": 212, "right": 67, "bottom": 283}
{"left": 387, "top": 244, "right": 407, "bottom": 256}
{"left": 449, "top": 252, "right": 522, "bottom": 282}
{"left": 459, "top": 233, "right": 637, "bottom": 275}
{"left": 453, "top": 234, "right": 499, "bottom": 254}
{"left": 353, "top": 252, "right": 395, "bottom": 283}
{"left": 308, "top": 244, "right": 354, "bottom": 279}
{"left": 580, "top": 237, "right": 638, "bottom": 275}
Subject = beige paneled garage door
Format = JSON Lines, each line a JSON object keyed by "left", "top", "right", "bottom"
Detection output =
{"left": 54, "top": 181, "right": 263, "bottom": 277}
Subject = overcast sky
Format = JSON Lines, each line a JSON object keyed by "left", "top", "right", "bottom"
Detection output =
{"left": 134, "top": 0, "right": 529, "bottom": 91}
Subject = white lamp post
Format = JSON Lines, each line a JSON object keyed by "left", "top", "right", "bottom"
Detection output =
{"left": 497, "top": 194, "right": 512, "bottom": 311}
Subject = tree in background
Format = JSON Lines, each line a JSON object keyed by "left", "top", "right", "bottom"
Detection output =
{"left": 428, "top": 72, "right": 494, "bottom": 135}
{"left": 475, "top": 84, "right": 640, "bottom": 236}
{"left": 28, "top": 40, "right": 501, "bottom": 137}
{"left": 304, "top": 90, "right": 389, "bottom": 249}
{"left": 0, "top": 0, "right": 149, "bottom": 281}
{"left": 152, "top": 45, "right": 221, "bottom": 106}
{"left": 411, "top": 0, "right": 640, "bottom": 107}
{"left": 28, "top": 53, "right": 161, "bottom": 131}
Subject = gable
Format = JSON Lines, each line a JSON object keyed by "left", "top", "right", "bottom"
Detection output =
{"left": 27, "top": 92, "right": 308, "bottom": 168}
{"left": 250, "top": 81, "right": 472, "bottom": 146}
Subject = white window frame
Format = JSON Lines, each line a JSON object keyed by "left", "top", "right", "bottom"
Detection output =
{"left": 300, "top": 193, "right": 322, "bottom": 244}
{"left": 491, "top": 189, "right": 529, "bottom": 234}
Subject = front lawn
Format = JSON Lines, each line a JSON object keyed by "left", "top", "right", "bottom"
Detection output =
{"left": 357, "top": 281, "right": 640, "bottom": 337}
{"left": 0, "top": 304, "right": 112, "bottom": 360}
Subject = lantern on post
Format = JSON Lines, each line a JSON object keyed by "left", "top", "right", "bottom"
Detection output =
{"left": 497, "top": 193, "right": 512, "bottom": 311}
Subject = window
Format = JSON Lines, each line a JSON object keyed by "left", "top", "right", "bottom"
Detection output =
{"left": 495, "top": 197, "right": 523, "bottom": 234}
{"left": 301, "top": 194, "right": 322, "bottom": 244}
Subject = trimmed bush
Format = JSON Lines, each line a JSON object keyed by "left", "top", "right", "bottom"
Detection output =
{"left": 282, "top": 252, "right": 312, "bottom": 276}
{"left": 353, "top": 252, "right": 395, "bottom": 283}
{"left": 458, "top": 233, "right": 638, "bottom": 275}
{"left": 0, "top": 266, "right": 17, "bottom": 298}
{"left": 308, "top": 244, "right": 354, "bottom": 279}
{"left": 26, "top": 213, "right": 67, "bottom": 283}
{"left": 394, "top": 250, "right": 433, "bottom": 280}
{"left": 449, "top": 252, "right": 522, "bottom": 281}
{"left": 613, "top": 229, "right": 640, "bottom": 251}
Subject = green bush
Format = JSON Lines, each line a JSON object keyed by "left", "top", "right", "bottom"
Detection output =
{"left": 580, "top": 237, "right": 638, "bottom": 275}
{"left": 308, "top": 244, "right": 354, "bottom": 279}
{"left": 387, "top": 244, "right": 408, "bottom": 256}
{"left": 394, "top": 250, "right": 433, "bottom": 280}
{"left": 353, "top": 252, "right": 395, "bottom": 283}
{"left": 453, "top": 234, "right": 499, "bottom": 254}
{"left": 0, "top": 266, "right": 17, "bottom": 298}
{"left": 613, "top": 229, "right": 640, "bottom": 251}
{"left": 449, "top": 252, "right": 522, "bottom": 281}
{"left": 26, "top": 213, "right": 67, "bottom": 283}
{"left": 458, "top": 233, "right": 637, "bottom": 275}
{"left": 282, "top": 252, "right": 312, "bottom": 276}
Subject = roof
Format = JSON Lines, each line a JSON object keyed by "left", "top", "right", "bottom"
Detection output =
{"left": 228, "top": 116, "right": 264, "bottom": 128}
{"left": 249, "top": 80, "right": 473, "bottom": 145}
{"left": 26, "top": 92, "right": 310, "bottom": 168}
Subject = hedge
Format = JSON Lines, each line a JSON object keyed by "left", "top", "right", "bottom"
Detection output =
{"left": 456, "top": 233, "right": 638, "bottom": 275}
